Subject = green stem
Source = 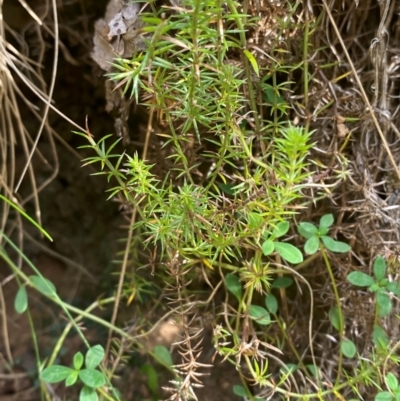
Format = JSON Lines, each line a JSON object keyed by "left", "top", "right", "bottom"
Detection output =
{"left": 321, "top": 246, "right": 343, "bottom": 385}
{"left": 227, "top": 0, "right": 263, "bottom": 150}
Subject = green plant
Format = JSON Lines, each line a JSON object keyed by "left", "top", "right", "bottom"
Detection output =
{"left": 346, "top": 253, "right": 400, "bottom": 373}
{"left": 261, "top": 220, "right": 303, "bottom": 264}
{"left": 40, "top": 345, "right": 106, "bottom": 401}
{"left": 298, "top": 214, "right": 353, "bottom": 383}
{"left": 8, "top": 1, "right": 400, "bottom": 400}
{"left": 76, "top": 2, "right": 316, "bottom": 390}
{"left": 375, "top": 372, "right": 400, "bottom": 401}
{"left": 74, "top": 0, "right": 370, "bottom": 395}
{"left": 347, "top": 255, "right": 400, "bottom": 319}
{"left": 1, "top": 195, "right": 176, "bottom": 400}
{"left": 64, "top": 1, "right": 400, "bottom": 400}
{"left": 214, "top": 214, "right": 356, "bottom": 396}
{"left": 298, "top": 213, "right": 351, "bottom": 255}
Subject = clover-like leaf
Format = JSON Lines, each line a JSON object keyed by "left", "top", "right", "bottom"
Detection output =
{"left": 41, "top": 365, "right": 74, "bottom": 383}
{"left": 85, "top": 345, "right": 104, "bottom": 370}
{"left": 297, "top": 222, "right": 318, "bottom": 239}
{"left": 74, "top": 352, "right": 84, "bottom": 371}
{"left": 65, "top": 370, "right": 79, "bottom": 387}
{"left": 347, "top": 271, "right": 375, "bottom": 287}
{"left": 375, "top": 392, "right": 394, "bottom": 401}
{"left": 304, "top": 236, "right": 319, "bottom": 255}
{"left": 274, "top": 242, "right": 303, "bottom": 264}
{"left": 78, "top": 369, "right": 106, "bottom": 388}
{"left": 261, "top": 239, "right": 275, "bottom": 256}
{"left": 298, "top": 222, "right": 318, "bottom": 239}
{"left": 80, "top": 385, "right": 98, "bottom": 401}
{"left": 386, "top": 372, "right": 399, "bottom": 392}
{"left": 321, "top": 236, "right": 351, "bottom": 253}
{"left": 249, "top": 305, "right": 271, "bottom": 325}
{"left": 272, "top": 221, "right": 289, "bottom": 238}
{"left": 319, "top": 214, "right": 334, "bottom": 229}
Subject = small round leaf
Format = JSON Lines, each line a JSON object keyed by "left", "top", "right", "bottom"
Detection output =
{"left": 74, "top": 352, "right": 84, "bottom": 370}
{"left": 272, "top": 221, "right": 289, "bottom": 238}
{"left": 85, "top": 345, "right": 104, "bottom": 370}
{"left": 347, "top": 272, "right": 375, "bottom": 287}
{"left": 41, "top": 365, "right": 74, "bottom": 383}
{"left": 341, "top": 339, "right": 356, "bottom": 358}
{"left": 261, "top": 239, "right": 275, "bottom": 256}
{"left": 298, "top": 222, "right": 318, "bottom": 239}
{"left": 304, "top": 236, "right": 319, "bottom": 255}
{"left": 14, "top": 286, "right": 28, "bottom": 314}
{"left": 375, "top": 392, "right": 393, "bottom": 401}
{"left": 78, "top": 369, "right": 106, "bottom": 388}
{"left": 319, "top": 214, "right": 334, "bottom": 229}
{"left": 386, "top": 372, "right": 398, "bottom": 391}
{"left": 65, "top": 371, "right": 79, "bottom": 387}
{"left": 249, "top": 305, "right": 271, "bottom": 325}
{"left": 274, "top": 242, "right": 303, "bottom": 264}
{"left": 80, "top": 385, "right": 98, "bottom": 401}
{"left": 321, "top": 236, "right": 351, "bottom": 253}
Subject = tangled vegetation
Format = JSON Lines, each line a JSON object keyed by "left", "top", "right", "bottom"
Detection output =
{"left": 1, "top": 0, "right": 400, "bottom": 401}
